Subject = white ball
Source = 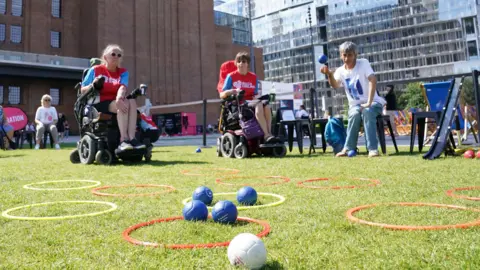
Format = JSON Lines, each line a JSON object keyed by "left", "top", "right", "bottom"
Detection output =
{"left": 227, "top": 233, "right": 267, "bottom": 270}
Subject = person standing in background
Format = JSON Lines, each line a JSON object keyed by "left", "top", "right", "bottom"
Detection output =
{"left": 383, "top": 85, "right": 399, "bottom": 136}
{"left": 64, "top": 120, "right": 70, "bottom": 139}
{"left": 56, "top": 113, "right": 65, "bottom": 143}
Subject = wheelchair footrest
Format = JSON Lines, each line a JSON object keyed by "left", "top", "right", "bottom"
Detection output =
{"left": 259, "top": 143, "right": 285, "bottom": 148}
{"left": 115, "top": 148, "right": 146, "bottom": 157}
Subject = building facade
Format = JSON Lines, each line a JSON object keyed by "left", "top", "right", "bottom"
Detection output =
{"left": 0, "top": 0, "right": 263, "bottom": 134}
{"left": 327, "top": 0, "right": 479, "bottom": 85}
{"left": 251, "top": 0, "right": 480, "bottom": 116}
{"left": 214, "top": 0, "right": 249, "bottom": 17}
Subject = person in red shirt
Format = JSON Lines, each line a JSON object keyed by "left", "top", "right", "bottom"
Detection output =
{"left": 220, "top": 52, "right": 276, "bottom": 142}
{"left": 81, "top": 44, "right": 145, "bottom": 151}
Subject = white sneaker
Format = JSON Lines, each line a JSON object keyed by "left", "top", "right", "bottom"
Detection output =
{"left": 55, "top": 144, "right": 61, "bottom": 150}
{"left": 34, "top": 144, "right": 40, "bottom": 150}
{"left": 118, "top": 141, "right": 133, "bottom": 151}
{"left": 368, "top": 150, "right": 379, "bottom": 158}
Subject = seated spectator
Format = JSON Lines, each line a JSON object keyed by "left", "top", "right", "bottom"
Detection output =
{"left": 295, "top": 105, "right": 310, "bottom": 137}
{"left": 34, "top": 95, "right": 61, "bottom": 150}
{"left": 295, "top": 105, "right": 309, "bottom": 119}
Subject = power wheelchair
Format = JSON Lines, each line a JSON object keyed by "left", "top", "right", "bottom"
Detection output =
{"left": 216, "top": 91, "right": 287, "bottom": 159}
{"left": 69, "top": 75, "right": 158, "bottom": 165}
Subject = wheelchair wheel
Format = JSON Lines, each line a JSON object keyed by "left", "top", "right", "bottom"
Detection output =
{"left": 79, "top": 135, "right": 96, "bottom": 164}
{"left": 272, "top": 145, "right": 287, "bottom": 158}
{"left": 70, "top": 149, "right": 81, "bottom": 164}
{"left": 144, "top": 147, "right": 152, "bottom": 163}
{"left": 216, "top": 137, "right": 223, "bottom": 157}
{"left": 95, "top": 150, "right": 113, "bottom": 165}
{"left": 234, "top": 143, "right": 248, "bottom": 159}
{"left": 221, "top": 133, "right": 237, "bottom": 158}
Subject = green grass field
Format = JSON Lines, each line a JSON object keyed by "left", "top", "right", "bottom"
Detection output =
{"left": 0, "top": 146, "right": 479, "bottom": 269}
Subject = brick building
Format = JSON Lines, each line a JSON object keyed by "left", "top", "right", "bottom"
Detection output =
{"left": 0, "top": 0, "right": 263, "bottom": 134}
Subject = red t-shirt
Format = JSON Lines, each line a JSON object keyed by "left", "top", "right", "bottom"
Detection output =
{"left": 81, "top": 65, "right": 129, "bottom": 102}
{"left": 222, "top": 71, "right": 258, "bottom": 101}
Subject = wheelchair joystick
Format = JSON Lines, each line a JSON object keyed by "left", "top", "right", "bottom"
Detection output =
{"left": 126, "top": 84, "right": 147, "bottom": 99}
{"left": 93, "top": 76, "right": 105, "bottom": 91}
{"left": 140, "top": 84, "right": 148, "bottom": 95}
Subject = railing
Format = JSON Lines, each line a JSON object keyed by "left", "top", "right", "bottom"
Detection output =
{"left": 0, "top": 50, "right": 90, "bottom": 69}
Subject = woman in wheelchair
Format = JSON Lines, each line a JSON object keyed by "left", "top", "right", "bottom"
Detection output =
{"left": 80, "top": 44, "right": 145, "bottom": 151}
{"left": 220, "top": 51, "right": 278, "bottom": 143}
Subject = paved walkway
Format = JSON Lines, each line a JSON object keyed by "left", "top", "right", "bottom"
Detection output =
{"left": 61, "top": 134, "right": 419, "bottom": 148}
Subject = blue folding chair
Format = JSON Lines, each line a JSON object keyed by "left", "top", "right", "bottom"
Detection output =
{"left": 410, "top": 80, "right": 461, "bottom": 153}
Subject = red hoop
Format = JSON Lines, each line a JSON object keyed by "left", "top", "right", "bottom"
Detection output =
{"left": 91, "top": 184, "right": 176, "bottom": 197}
{"left": 122, "top": 216, "right": 270, "bottom": 249}
{"left": 297, "top": 177, "right": 381, "bottom": 189}
{"left": 180, "top": 168, "right": 240, "bottom": 176}
{"left": 346, "top": 202, "right": 480, "bottom": 230}
{"left": 446, "top": 186, "right": 480, "bottom": 201}
{"left": 216, "top": 176, "right": 290, "bottom": 187}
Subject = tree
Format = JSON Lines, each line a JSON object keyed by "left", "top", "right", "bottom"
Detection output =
{"left": 460, "top": 77, "right": 476, "bottom": 106}
{"left": 397, "top": 82, "right": 427, "bottom": 110}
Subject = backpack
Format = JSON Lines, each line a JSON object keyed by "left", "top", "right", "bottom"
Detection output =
{"left": 324, "top": 117, "right": 346, "bottom": 154}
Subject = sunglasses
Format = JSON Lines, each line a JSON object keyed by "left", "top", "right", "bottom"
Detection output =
{"left": 111, "top": 52, "right": 122, "bottom": 58}
{"left": 44, "top": 99, "right": 51, "bottom": 102}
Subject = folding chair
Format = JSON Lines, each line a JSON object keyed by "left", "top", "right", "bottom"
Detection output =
{"left": 410, "top": 81, "right": 460, "bottom": 153}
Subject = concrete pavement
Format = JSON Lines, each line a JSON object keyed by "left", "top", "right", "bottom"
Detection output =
{"left": 60, "top": 133, "right": 417, "bottom": 148}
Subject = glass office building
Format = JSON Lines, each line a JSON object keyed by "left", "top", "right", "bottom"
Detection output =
{"left": 214, "top": 11, "right": 251, "bottom": 46}
{"left": 250, "top": 0, "right": 480, "bottom": 116}
{"left": 327, "top": 0, "right": 479, "bottom": 84}
{"left": 214, "top": 0, "right": 248, "bottom": 17}
{"left": 251, "top": 0, "right": 334, "bottom": 114}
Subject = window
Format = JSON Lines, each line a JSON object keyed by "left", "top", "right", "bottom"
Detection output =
{"left": 10, "top": 25, "right": 22, "bottom": 43}
{"left": 0, "top": 0, "right": 5, "bottom": 14}
{"left": 52, "top": 0, "right": 61, "bottom": 18}
{"left": 465, "top": 17, "right": 475, "bottom": 35}
{"left": 50, "top": 88, "right": 60, "bottom": 105}
{"left": 0, "top": 86, "right": 3, "bottom": 104}
{"left": 11, "top": 0, "right": 22, "bottom": 16}
{"left": 0, "top": 24, "right": 5, "bottom": 41}
{"left": 8, "top": 86, "right": 20, "bottom": 105}
{"left": 50, "top": 31, "right": 61, "bottom": 48}
{"left": 468, "top": 40, "right": 478, "bottom": 57}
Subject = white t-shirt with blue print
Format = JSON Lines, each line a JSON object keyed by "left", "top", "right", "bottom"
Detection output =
{"left": 333, "top": 58, "right": 385, "bottom": 107}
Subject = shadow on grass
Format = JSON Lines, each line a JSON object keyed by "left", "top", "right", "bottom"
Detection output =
{"left": 141, "top": 160, "right": 210, "bottom": 166}
{"left": 263, "top": 260, "right": 285, "bottom": 270}
{"left": 246, "top": 153, "right": 310, "bottom": 159}
{"left": 0, "top": 154, "right": 25, "bottom": 158}
{"left": 384, "top": 151, "right": 429, "bottom": 157}
{"left": 227, "top": 220, "right": 259, "bottom": 228}
{"left": 152, "top": 149, "right": 173, "bottom": 153}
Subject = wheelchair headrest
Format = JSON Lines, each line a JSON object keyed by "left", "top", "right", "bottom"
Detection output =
{"left": 90, "top": 58, "right": 102, "bottom": 67}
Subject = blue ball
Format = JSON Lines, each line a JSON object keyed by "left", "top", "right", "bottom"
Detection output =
{"left": 348, "top": 150, "right": 357, "bottom": 157}
{"left": 182, "top": 200, "right": 208, "bottom": 221}
{"left": 212, "top": 200, "right": 238, "bottom": 224}
{"left": 193, "top": 186, "right": 213, "bottom": 205}
{"left": 318, "top": 54, "right": 328, "bottom": 64}
{"left": 196, "top": 148, "right": 202, "bottom": 153}
{"left": 237, "top": 186, "right": 257, "bottom": 206}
